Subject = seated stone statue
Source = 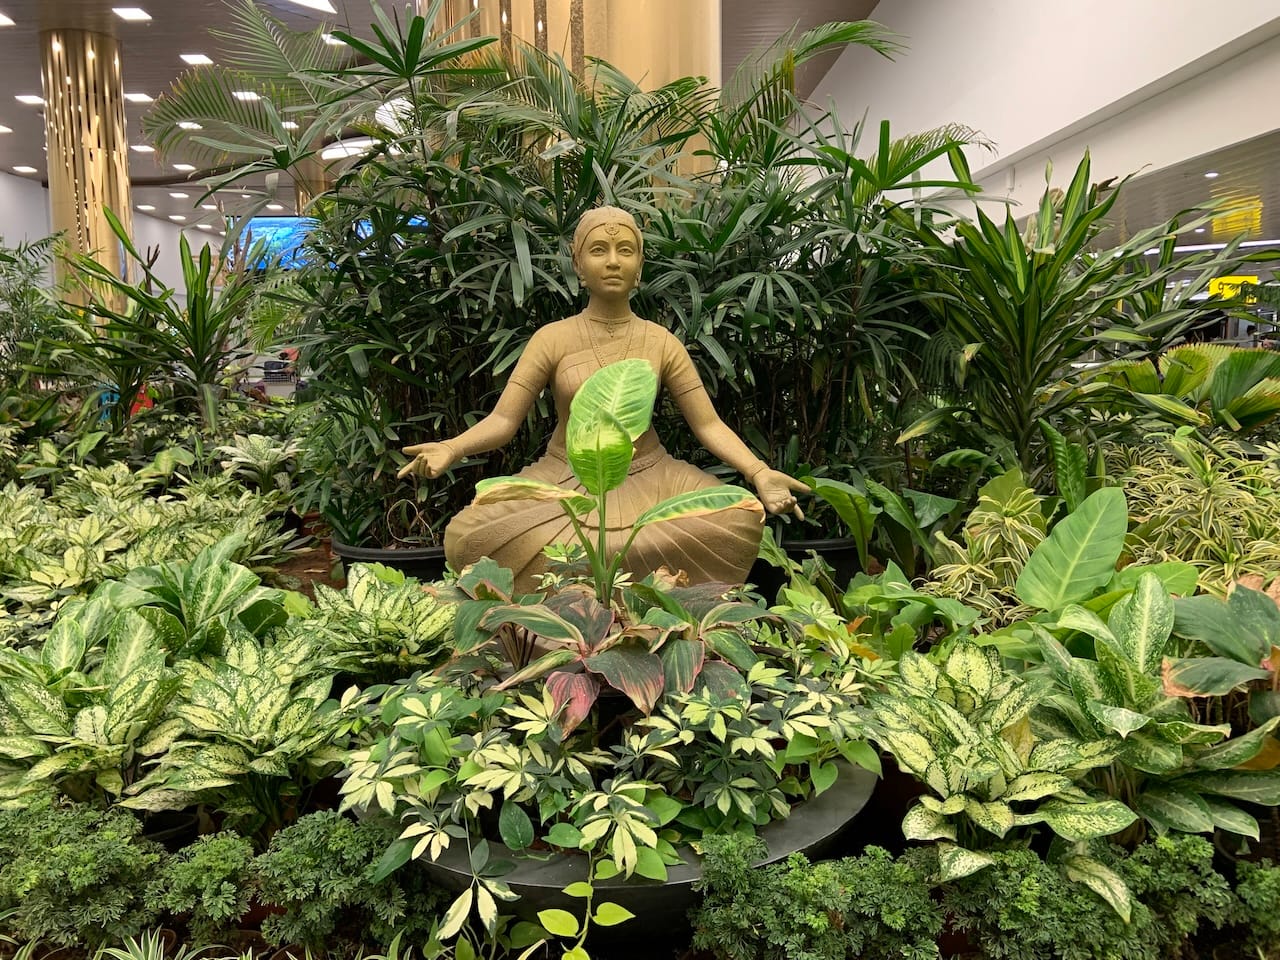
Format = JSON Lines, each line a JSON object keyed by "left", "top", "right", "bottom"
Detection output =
{"left": 398, "top": 205, "right": 807, "bottom": 589}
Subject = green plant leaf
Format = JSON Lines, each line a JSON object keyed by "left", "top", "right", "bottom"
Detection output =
{"left": 1185, "top": 770, "right": 1280, "bottom": 804}
{"left": 567, "top": 410, "right": 633, "bottom": 498}
{"left": 1033, "top": 799, "right": 1137, "bottom": 840}
{"left": 545, "top": 822, "right": 585, "bottom": 848}
{"left": 439, "top": 888, "right": 473, "bottom": 940}
{"left": 1016, "top": 487, "right": 1127, "bottom": 610}
{"left": 1203, "top": 797, "right": 1260, "bottom": 840}
{"left": 592, "top": 901, "right": 635, "bottom": 927}
{"left": 902, "top": 803, "right": 957, "bottom": 841}
{"left": 1162, "top": 656, "right": 1271, "bottom": 698}
{"left": 537, "top": 908, "right": 580, "bottom": 938}
{"left": 659, "top": 638, "right": 704, "bottom": 696}
{"left": 632, "top": 485, "right": 761, "bottom": 530}
{"left": 935, "top": 843, "right": 994, "bottom": 882}
{"left": 1062, "top": 854, "right": 1132, "bottom": 922}
{"left": 567, "top": 357, "right": 657, "bottom": 441}
{"left": 1135, "top": 784, "right": 1214, "bottom": 833}
{"left": 499, "top": 801, "right": 535, "bottom": 851}
{"left": 474, "top": 477, "right": 592, "bottom": 514}
{"left": 585, "top": 643, "right": 665, "bottom": 714}
{"left": 1107, "top": 573, "right": 1174, "bottom": 674}
{"left": 562, "top": 882, "right": 593, "bottom": 898}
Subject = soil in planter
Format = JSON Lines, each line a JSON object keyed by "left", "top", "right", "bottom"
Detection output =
{"left": 271, "top": 546, "right": 345, "bottom": 599}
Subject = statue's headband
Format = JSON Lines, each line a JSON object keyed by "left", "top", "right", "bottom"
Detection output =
{"left": 572, "top": 206, "right": 643, "bottom": 259}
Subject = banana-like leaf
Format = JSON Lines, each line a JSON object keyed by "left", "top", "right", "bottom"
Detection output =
{"left": 1015, "top": 487, "right": 1127, "bottom": 611}
{"left": 567, "top": 410, "right": 633, "bottom": 498}
{"left": 568, "top": 358, "right": 657, "bottom": 442}
{"left": 1162, "top": 656, "right": 1272, "bottom": 698}
{"left": 474, "top": 477, "right": 592, "bottom": 514}
{"left": 633, "top": 485, "right": 762, "bottom": 530}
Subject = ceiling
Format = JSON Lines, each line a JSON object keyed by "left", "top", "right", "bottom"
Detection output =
{"left": 0, "top": 0, "right": 887, "bottom": 233}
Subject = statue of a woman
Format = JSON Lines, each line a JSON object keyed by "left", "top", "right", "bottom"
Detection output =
{"left": 398, "top": 206, "right": 808, "bottom": 589}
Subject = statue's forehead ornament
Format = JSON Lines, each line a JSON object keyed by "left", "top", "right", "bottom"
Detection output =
{"left": 603, "top": 223, "right": 621, "bottom": 237}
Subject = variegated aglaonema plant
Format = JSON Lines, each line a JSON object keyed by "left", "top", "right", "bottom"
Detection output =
{"left": 455, "top": 359, "right": 765, "bottom": 733}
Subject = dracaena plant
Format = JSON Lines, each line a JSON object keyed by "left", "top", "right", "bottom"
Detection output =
{"left": 472, "top": 359, "right": 760, "bottom": 604}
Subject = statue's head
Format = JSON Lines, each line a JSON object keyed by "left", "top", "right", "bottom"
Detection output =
{"left": 572, "top": 206, "right": 644, "bottom": 262}
{"left": 572, "top": 206, "right": 643, "bottom": 297}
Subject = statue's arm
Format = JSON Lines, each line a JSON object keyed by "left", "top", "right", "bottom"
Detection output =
{"left": 672, "top": 378, "right": 810, "bottom": 519}
{"left": 398, "top": 330, "right": 551, "bottom": 479}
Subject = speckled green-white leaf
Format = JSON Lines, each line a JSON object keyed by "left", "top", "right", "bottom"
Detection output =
{"left": 936, "top": 844, "right": 995, "bottom": 882}
{"left": 41, "top": 618, "right": 86, "bottom": 676}
{"left": 965, "top": 799, "right": 1015, "bottom": 837}
{"left": 1016, "top": 487, "right": 1126, "bottom": 610}
{"left": 1108, "top": 573, "right": 1174, "bottom": 674}
{"left": 73, "top": 705, "right": 110, "bottom": 745}
{"left": 1135, "top": 784, "right": 1214, "bottom": 833}
{"left": 1035, "top": 799, "right": 1137, "bottom": 840}
{"left": 1155, "top": 718, "right": 1231, "bottom": 745}
{"left": 898, "top": 651, "right": 941, "bottom": 695}
{"left": 1, "top": 677, "right": 70, "bottom": 736}
{"left": 1085, "top": 700, "right": 1152, "bottom": 739}
{"left": 945, "top": 643, "right": 996, "bottom": 699}
{"left": 1001, "top": 772, "right": 1072, "bottom": 802}
{"left": 1062, "top": 854, "right": 1132, "bottom": 922}
{"left": 902, "top": 803, "right": 957, "bottom": 841}
{"left": 1123, "top": 731, "right": 1184, "bottom": 774}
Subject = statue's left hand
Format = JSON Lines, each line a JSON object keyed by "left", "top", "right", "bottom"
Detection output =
{"left": 754, "top": 469, "right": 810, "bottom": 521}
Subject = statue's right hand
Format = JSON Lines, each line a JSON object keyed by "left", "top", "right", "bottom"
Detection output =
{"left": 397, "top": 442, "right": 456, "bottom": 480}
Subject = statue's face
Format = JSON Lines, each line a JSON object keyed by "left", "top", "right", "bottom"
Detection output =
{"left": 577, "top": 223, "right": 641, "bottom": 298}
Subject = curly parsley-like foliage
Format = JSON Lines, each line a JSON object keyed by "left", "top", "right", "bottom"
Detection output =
{"left": 252, "top": 810, "right": 447, "bottom": 951}
{"left": 0, "top": 797, "right": 162, "bottom": 947}
{"left": 1113, "top": 835, "right": 1232, "bottom": 957}
{"left": 1229, "top": 859, "right": 1280, "bottom": 957}
{"left": 691, "top": 835, "right": 943, "bottom": 960}
{"left": 149, "top": 831, "right": 256, "bottom": 943}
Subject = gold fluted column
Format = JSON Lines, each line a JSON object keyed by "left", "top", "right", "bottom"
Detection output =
{"left": 41, "top": 28, "right": 134, "bottom": 292}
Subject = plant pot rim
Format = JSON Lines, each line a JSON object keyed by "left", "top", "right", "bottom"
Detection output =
{"left": 329, "top": 536, "right": 445, "bottom": 560}
{"left": 418, "top": 761, "right": 878, "bottom": 931}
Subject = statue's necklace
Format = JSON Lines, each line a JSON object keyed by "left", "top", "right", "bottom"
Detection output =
{"left": 585, "top": 314, "right": 633, "bottom": 368}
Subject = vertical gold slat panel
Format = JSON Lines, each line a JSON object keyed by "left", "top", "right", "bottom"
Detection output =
{"left": 41, "top": 28, "right": 134, "bottom": 294}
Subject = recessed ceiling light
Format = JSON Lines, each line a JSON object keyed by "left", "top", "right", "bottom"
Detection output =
{"left": 178, "top": 121, "right": 203, "bottom": 130}
{"left": 1194, "top": 227, "right": 1206, "bottom": 234}
{"left": 196, "top": 223, "right": 212, "bottom": 230}
{"left": 232, "top": 91, "right": 260, "bottom": 101}
{"left": 15, "top": 95, "right": 44, "bottom": 105}
{"left": 129, "top": 144, "right": 154, "bottom": 153}
{"left": 322, "top": 33, "right": 343, "bottom": 46}
{"left": 169, "top": 191, "right": 189, "bottom": 198}
{"left": 1204, "top": 171, "right": 1220, "bottom": 179}
{"left": 123, "top": 92, "right": 153, "bottom": 103}
{"left": 0, "top": 125, "right": 10, "bottom": 134}
{"left": 168, "top": 214, "right": 186, "bottom": 221}
{"left": 13, "top": 165, "right": 38, "bottom": 174}
{"left": 266, "top": 203, "right": 285, "bottom": 211}
{"left": 200, "top": 203, "right": 217, "bottom": 210}
{"left": 321, "top": 137, "right": 374, "bottom": 160}
{"left": 180, "top": 53, "right": 212, "bottom": 65}
{"left": 173, "top": 163, "right": 195, "bottom": 171}
{"left": 240, "top": 193, "right": 250, "bottom": 199}
{"left": 287, "top": 0, "right": 337, "bottom": 13}
{"left": 0, "top": 13, "right": 15, "bottom": 27}
{"left": 112, "top": 7, "right": 151, "bottom": 21}
{"left": 136, "top": 204, "right": 155, "bottom": 211}
{"left": 281, "top": 121, "right": 299, "bottom": 130}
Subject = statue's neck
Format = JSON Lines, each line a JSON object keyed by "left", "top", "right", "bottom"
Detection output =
{"left": 582, "top": 294, "right": 633, "bottom": 321}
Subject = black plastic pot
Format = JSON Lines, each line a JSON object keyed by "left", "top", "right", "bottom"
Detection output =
{"left": 749, "top": 535, "right": 863, "bottom": 600}
{"left": 329, "top": 536, "right": 448, "bottom": 583}
{"left": 419, "top": 763, "right": 877, "bottom": 943}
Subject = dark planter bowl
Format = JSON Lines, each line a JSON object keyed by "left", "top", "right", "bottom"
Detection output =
{"left": 420, "top": 763, "right": 877, "bottom": 942}
{"left": 330, "top": 537, "right": 447, "bottom": 583}
{"left": 749, "top": 535, "right": 863, "bottom": 601}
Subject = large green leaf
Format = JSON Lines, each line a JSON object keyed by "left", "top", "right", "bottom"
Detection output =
{"left": 1135, "top": 784, "right": 1214, "bottom": 833}
{"left": 1183, "top": 770, "right": 1280, "bottom": 805}
{"left": 568, "top": 358, "right": 657, "bottom": 442}
{"left": 633, "top": 485, "right": 762, "bottom": 530}
{"left": 473, "top": 477, "right": 593, "bottom": 514}
{"left": 806, "top": 477, "right": 878, "bottom": 569}
{"left": 1162, "top": 656, "right": 1271, "bottom": 698}
{"left": 1015, "top": 488, "right": 1127, "bottom": 611}
{"left": 1062, "top": 854, "right": 1132, "bottom": 922}
{"left": 567, "top": 410, "right": 633, "bottom": 497}
{"left": 1107, "top": 573, "right": 1174, "bottom": 674}
{"left": 1191, "top": 716, "right": 1280, "bottom": 770}
{"left": 1174, "top": 589, "right": 1277, "bottom": 665}
{"left": 1032, "top": 799, "right": 1137, "bottom": 841}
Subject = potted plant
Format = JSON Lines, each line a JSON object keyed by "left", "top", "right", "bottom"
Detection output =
{"left": 338, "top": 362, "right": 879, "bottom": 952}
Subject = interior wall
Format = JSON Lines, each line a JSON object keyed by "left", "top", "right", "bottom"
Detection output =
{"left": 0, "top": 171, "right": 215, "bottom": 294}
{"left": 812, "top": 0, "right": 1280, "bottom": 198}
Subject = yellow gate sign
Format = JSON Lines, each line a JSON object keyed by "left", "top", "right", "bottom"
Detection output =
{"left": 1209, "top": 275, "right": 1259, "bottom": 300}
